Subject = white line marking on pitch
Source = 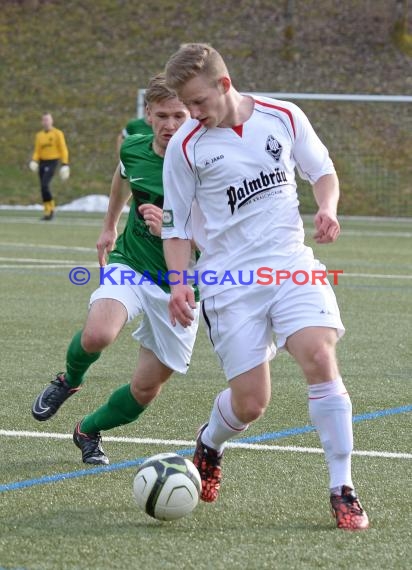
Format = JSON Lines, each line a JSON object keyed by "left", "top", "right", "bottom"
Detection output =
{"left": 0, "top": 256, "right": 86, "bottom": 264}
{"left": 0, "top": 264, "right": 96, "bottom": 269}
{"left": 341, "top": 230, "right": 412, "bottom": 238}
{"left": 0, "top": 265, "right": 93, "bottom": 269}
{"left": 0, "top": 218, "right": 105, "bottom": 227}
{"left": 228, "top": 443, "right": 412, "bottom": 459}
{"left": 0, "top": 242, "right": 96, "bottom": 252}
{"left": 0, "top": 430, "right": 410, "bottom": 459}
{"left": 1, "top": 217, "right": 410, "bottom": 235}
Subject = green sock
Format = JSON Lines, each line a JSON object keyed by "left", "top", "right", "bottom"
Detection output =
{"left": 65, "top": 330, "right": 101, "bottom": 388}
{"left": 80, "top": 384, "right": 146, "bottom": 433}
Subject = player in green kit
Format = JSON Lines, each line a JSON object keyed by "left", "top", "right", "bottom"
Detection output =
{"left": 124, "top": 116, "right": 153, "bottom": 136}
{"left": 116, "top": 107, "right": 153, "bottom": 154}
{"left": 32, "top": 74, "right": 199, "bottom": 465}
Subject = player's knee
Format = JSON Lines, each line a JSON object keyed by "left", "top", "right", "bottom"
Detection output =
{"left": 305, "top": 343, "right": 336, "bottom": 376}
{"left": 81, "top": 328, "right": 115, "bottom": 352}
{"left": 235, "top": 397, "right": 267, "bottom": 423}
{"left": 130, "top": 381, "right": 161, "bottom": 406}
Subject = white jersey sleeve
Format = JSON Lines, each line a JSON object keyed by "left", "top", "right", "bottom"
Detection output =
{"left": 161, "top": 125, "right": 198, "bottom": 241}
{"left": 291, "top": 103, "right": 335, "bottom": 184}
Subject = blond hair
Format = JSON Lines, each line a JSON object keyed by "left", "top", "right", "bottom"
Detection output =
{"left": 165, "top": 43, "right": 229, "bottom": 91}
{"left": 145, "top": 72, "right": 178, "bottom": 106}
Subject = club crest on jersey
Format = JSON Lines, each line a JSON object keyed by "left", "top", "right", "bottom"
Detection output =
{"left": 265, "top": 135, "right": 282, "bottom": 161}
{"left": 162, "top": 209, "right": 174, "bottom": 227}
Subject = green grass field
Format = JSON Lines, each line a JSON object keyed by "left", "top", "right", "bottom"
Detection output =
{"left": 0, "top": 211, "right": 411, "bottom": 570}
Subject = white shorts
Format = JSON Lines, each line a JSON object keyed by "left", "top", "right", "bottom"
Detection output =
{"left": 89, "top": 264, "right": 199, "bottom": 374}
{"left": 201, "top": 257, "right": 344, "bottom": 380}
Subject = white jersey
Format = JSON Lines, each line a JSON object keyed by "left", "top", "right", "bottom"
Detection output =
{"left": 162, "top": 96, "right": 335, "bottom": 299}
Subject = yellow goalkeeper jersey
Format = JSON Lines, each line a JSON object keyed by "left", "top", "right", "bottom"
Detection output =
{"left": 32, "top": 127, "right": 69, "bottom": 163}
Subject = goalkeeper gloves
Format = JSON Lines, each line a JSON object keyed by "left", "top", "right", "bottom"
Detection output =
{"left": 29, "top": 160, "right": 38, "bottom": 173}
{"left": 59, "top": 165, "right": 70, "bottom": 181}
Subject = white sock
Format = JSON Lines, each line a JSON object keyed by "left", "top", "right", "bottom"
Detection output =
{"left": 308, "top": 377, "right": 354, "bottom": 492}
{"left": 201, "top": 388, "right": 249, "bottom": 453}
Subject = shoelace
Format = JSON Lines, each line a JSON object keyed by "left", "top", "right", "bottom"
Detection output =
{"left": 345, "top": 496, "right": 364, "bottom": 514}
{"left": 45, "top": 377, "right": 69, "bottom": 406}
{"left": 81, "top": 433, "right": 105, "bottom": 459}
{"left": 198, "top": 447, "right": 221, "bottom": 473}
{"left": 334, "top": 491, "right": 364, "bottom": 515}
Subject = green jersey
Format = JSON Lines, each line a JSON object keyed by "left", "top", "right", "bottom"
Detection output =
{"left": 123, "top": 117, "right": 153, "bottom": 138}
{"left": 109, "top": 134, "right": 199, "bottom": 298}
{"left": 109, "top": 134, "right": 167, "bottom": 289}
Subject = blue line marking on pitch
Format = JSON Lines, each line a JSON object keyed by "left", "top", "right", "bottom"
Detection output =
{"left": 0, "top": 404, "right": 411, "bottom": 494}
{"left": 238, "top": 404, "right": 412, "bottom": 444}
{"left": 352, "top": 405, "right": 412, "bottom": 422}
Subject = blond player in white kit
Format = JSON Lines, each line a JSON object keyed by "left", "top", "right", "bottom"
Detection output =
{"left": 161, "top": 43, "right": 369, "bottom": 531}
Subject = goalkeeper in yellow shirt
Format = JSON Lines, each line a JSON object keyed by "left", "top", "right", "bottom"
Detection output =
{"left": 30, "top": 113, "right": 70, "bottom": 220}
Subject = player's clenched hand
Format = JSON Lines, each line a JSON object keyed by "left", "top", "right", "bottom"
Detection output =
{"left": 169, "top": 285, "right": 196, "bottom": 328}
{"left": 96, "top": 228, "right": 117, "bottom": 266}
{"left": 313, "top": 209, "right": 340, "bottom": 244}
{"left": 138, "top": 204, "right": 163, "bottom": 237}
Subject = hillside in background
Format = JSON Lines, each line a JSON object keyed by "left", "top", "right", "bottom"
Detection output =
{"left": 0, "top": 0, "right": 411, "bottom": 215}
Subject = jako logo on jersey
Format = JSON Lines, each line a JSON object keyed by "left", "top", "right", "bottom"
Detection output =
{"left": 204, "top": 154, "right": 224, "bottom": 167}
{"left": 265, "top": 135, "right": 282, "bottom": 161}
{"left": 226, "top": 168, "right": 287, "bottom": 214}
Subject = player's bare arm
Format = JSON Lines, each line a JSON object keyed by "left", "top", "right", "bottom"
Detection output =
{"left": 116, "top": 132, "right": 124, "bottom": 156}
{"left": 138, "top": 203, "right": 163, "bottom": 237}
{"left": 312, "top": 173, "right": 341, "bottom": 244}
{"left": 163, "top": 238, "right": 196, "bottom": 327}
{"left": 97, "top": 164, "right": 131, "bottom": 266}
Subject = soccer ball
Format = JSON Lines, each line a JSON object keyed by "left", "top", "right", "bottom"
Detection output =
{"left": 133, "top": 452, "right": 201, "bottom": 521}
